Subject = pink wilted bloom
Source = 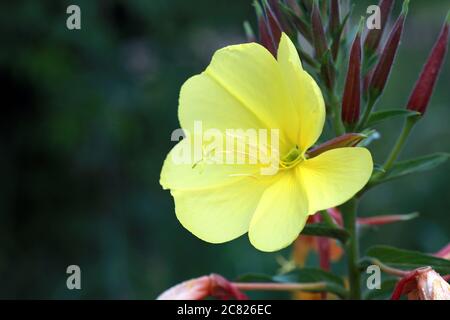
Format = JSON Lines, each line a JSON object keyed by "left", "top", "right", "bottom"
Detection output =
{"left": 157, "top": 274, "right": 247, "bottom": 300}
{"left": 391, "top": 267, "right": 450, "bottom": 300}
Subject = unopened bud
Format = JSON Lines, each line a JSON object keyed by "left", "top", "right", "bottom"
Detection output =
{"left": 311, "top": 0, "right": 328, "bottom": 59}
{"left": 264, "top": 0, "right": 283, "bottom": 47}
{"left": 342, "top": 18, "right": 364, "bottom": 126}
{"left": 307, "top": 133, "right": 366, "bottom": 158}
{"left": 407, "top": 12, "right": 449, "bottom": 115}
{"left": 364, "top": 0, "right": 395, "bottom": 56}
{"left": 255, "top": 1, "right": 277, "bottom": 56}
{"left": 368, "top": 0, "right": 409, "bottom": 102}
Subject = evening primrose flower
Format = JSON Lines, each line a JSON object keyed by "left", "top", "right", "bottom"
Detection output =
{"left": 160, "top": 33, "right": 373, "bottom": 252}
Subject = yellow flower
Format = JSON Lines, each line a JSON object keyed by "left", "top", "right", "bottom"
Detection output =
{"left": 160, "top": 33, "right": 373, "bottom": 252}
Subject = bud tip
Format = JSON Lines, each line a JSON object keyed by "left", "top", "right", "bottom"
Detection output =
{"left": 401, "top": 0, "right": 410, "bottom": 16}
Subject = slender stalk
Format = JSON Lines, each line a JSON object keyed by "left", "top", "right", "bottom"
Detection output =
{"left": 329, "top": 91, "right": 345, "bottom": 135}
{"left": 341, "top": 198, "right": 361, "bottom": 300}
{"left": 356, "top": 95, "right": 376, "bottom": 130}
{"left": 382, "top": 116, "right": 418, "bottom": 172}
{"left": 233, "top": 282, "right": 326, "bottom": 292}
{"left": 366, "top": 258, "right": 409, "bottom": 277}
{"left": 235, "top": 281, "right": 348, "bottom": 299}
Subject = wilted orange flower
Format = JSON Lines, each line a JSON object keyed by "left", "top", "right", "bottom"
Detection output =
{"left": 391, "top": 267, "right": 450, "bottom": 300}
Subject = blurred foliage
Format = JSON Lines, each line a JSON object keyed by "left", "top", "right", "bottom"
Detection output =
{"left": 0, "top": 0, "right": 448, "bottom": 299}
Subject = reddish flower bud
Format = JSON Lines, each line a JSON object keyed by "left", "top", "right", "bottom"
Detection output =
{"left": 329, "top": 0, "right": 340, "bottom": 37}
{"left": 264, "top": 0, "right": 283, "bottom": 46}
{"left": 369, "top": 0, "right": 409, "bottom": 101}
{"left": 280, "top": 1, "right": 313, "bottom": 43}
{"left": 342, "top": 20, "right": 363, "bottom": 126}
{"left": 286, "top": 0, "right": 302, "bottom": 16}
{"left": 268, "top": 0, "right": 295, "bottom": 37}
{"left": 364, "top": 0, "right": 395, "bottom": 56}
{"left": 255, "top": 1, "right": 277, "bottom": 56}
{"left": 406, "top": 13, "right": 449, "bottom": 115}
{"left": 307, "top": 133, "right": 366, "bottom": 158}
{"left": 311, "top": 1, "right": 328, "bottom": 59}
{"left": 329, "top": 0, "right": 342, "bottom": 60}
{"left": 302, "top": 0, "right": 314, "bottom": 13}
{"left": 268, "top": 0, "right": 282, "bottom": 20}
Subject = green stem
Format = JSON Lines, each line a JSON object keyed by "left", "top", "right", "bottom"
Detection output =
{"left": 330, "top": 92, "right": 345, "bottom": 136}
{"left": 341, "top": 198, "right": 361, "bottom": 300}
{"left": 382, "top": 116, "right": 418, "bottom": 172}
{"left": 357, "top": 95, "right": 376, "bottom": 131}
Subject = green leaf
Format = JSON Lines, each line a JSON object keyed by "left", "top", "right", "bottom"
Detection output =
{"left": 366, "top": 245, "right": 450, "bottom": 274}
{"left": 302, "top": 223, "right": 349, "bottom": 243}
{"left": 367, "top": 109, "right": 420, "bottom": 127}
{"left": 373, "top": 153, "right": 450, "bottom": 185}
{"left": 364, "top": 279, "right": 398, "bottom": 300}
{"left": 372, "top": 163, "right": 386, "bottom": 175}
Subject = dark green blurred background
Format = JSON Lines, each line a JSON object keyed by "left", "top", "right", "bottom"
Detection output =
{"left": 0, "top": 0, "right": 448, "bottom": 299}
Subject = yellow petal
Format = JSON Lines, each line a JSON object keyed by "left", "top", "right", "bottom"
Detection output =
{"left": 179, "top": 73, "right": 267, "bottom": 133}
{"left": 277, "top": 33, "right": 325, "bottom": 152}
{"left": 277, "top": 33, "right": 302, "bottom": 71}
{"left": 180, "top": 42, "right": 301, "bottom": 154}
{"left": 298, "top": 148, "right": 373, "bottom": 213}
{"left": 172, "top": 177, "right": 272, "bottom": 243}
{"left": 160, "top": 138, "right": 260, "bottom": 191}
{"left": 249, "top": 171, "right": 309, "bottom": 252}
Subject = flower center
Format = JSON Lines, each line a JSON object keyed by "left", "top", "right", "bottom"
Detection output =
{"left": 280, "top": 146, "right": 305, "bottom": 169}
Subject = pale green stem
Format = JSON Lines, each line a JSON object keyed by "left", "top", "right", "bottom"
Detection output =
{"left": 357, "top": 95, "right": 376, "bottom": 131}
{"left": 365, "top": 258, "right": 409, "bottom": 277}
{"left": 233, "top": 282, "right": 326, "bottom": 292}
{"left": 329, "top": 91, "right": 345, "bottom": 136}
{"left": 382, "top": 116, "right": 418, "bottom": 172}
